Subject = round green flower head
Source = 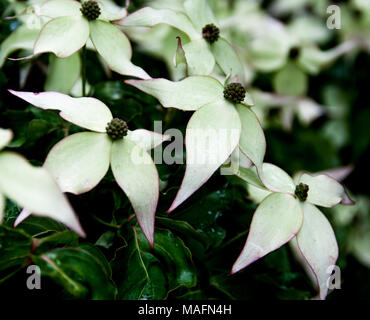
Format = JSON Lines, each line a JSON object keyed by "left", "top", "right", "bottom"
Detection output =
{"left": 295, "top": 183, "right": 309, "bottom": 202}
{"left": 106, "top": 118, "right": 128, "bottom": 140}
{"left": 223, "top": 82, "right": 246, "bottom": 104}
{"left": 80, "top": 0, "right": 101, "bottom": 21}
{"left": 202, "top": 24, "right": 220, "bottom": 44}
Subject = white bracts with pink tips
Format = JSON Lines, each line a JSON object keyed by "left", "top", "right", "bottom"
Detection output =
{"left": 9, "top": 90, "right": 170, "bottom": 246}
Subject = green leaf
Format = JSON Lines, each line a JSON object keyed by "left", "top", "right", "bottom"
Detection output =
{"left": 173, "top": 189, "right": 229, "bottom": 253}
{"left": 35, "top": 230, "right": 79, "bottom": 254}
{"left": 156, "top": 217, "right": 209, "bottom": 248}
{"left": 94, "top": 81, "right": 144, "bottom": 122}
{"left": 117, "top": 227, "right": 196, "bottom": 299}
{"left": 25, "top": 119, "right": 54, "bottom": 144}
{"left": 0, "top": 225, "right": 33, "bottom": 272}
{"left": 7, "top": 215, "right": 66, "bottom": 237}
{"left": 95, "top": 230, "right": 115, "bottom": 249}
{"left": 32, "top": 245, "right": 117, "bottom": 299}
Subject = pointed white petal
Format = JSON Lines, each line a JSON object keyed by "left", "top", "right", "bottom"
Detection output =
{"left": 248, "top": 183, "right": 272, "bottom": 204}
{"left": 0, "top": 152, "right": 85, "bottom": 236}
{"left": 119, "top": 7, "right": 199, "bottom": 40}
{"left": 183, "top": 39, "right": 215, "bottom": 75}
{"left": 289, "top": 237, "right": 318, "bottom": 290}
{"left": 236, "top": 105, "right": 266, "bottom": 173}
{"left": 169, "top": 100, "right": 241, "bottom": 212}
{"left": 235, "top": 165, "right": 265, "bottom": 190}
{"left": 34, "top": 15, "right": 89, "bottom": 58}
{"left": 236, "top": 162, "right": 295, "bottom": 198}
{"left": 14, "top": 208, "right": 32, "bottom": 227}
{"left": 98, "top": 0, "right": 127, "bottom": 21}
{"left": 126, "top": 76, "right": 223, "bottom": 111}
{"left": 111, "top": 139, "right": 159, "bottom": 246}
{"left": 183, "top": 0, "right": 218, "bottom": 31}
{"left": 0, "top": 25, "right": 39, "bottom": 67}
{"left": 299, "top": 173, "right": 345, "bottom": 208}
{"left": 126, "top": 129, "right": 170, "bottom": 150}
{"left": 0, "top": 128, "right": 13, "bottom": 151}
{"left": 39, "top": 0, "right": 81, "bottom": 18}
{"left": 44, "top": 132, "right": 112, "bottom": 194}
{"left": 260, "top": 163, "right": 295, "bottom": 194}
{"left": 232, "top": 193, "right": 303, "bottom": 273}
{"left": 296, "top": 203, "right": 339, "bottom": 300}
{"left": 9, "top": 90, "right": 113, "bottom": 132}
{"left": 316, "top": 166, "right": 354, "bottom": 182}
{"left": 89, "top": 20, "right": 150, "bottom": 79}
{"left": 211, "top": 38, "right": 245, "bottom": 83}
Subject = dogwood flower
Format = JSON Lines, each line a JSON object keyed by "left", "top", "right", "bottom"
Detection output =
{"left": 251, "top": 89, "right": 325, "bottom": 131}
{"left": 0, "top": 127, "right": 84, "bottom": 236}
{"left": 9, "top": 90, "right": 170, "bottom": 246}
{"left": 119, "top": 0, "right": 245, "bottom": 81}
{"left": 26, "top": 0, "right": 150, "bottom": 79}
{"left": 231, "top": 162, "right": 354, "bottom": 300}
{"left": 126, "top": 75, "right": 265, "bottom": 212}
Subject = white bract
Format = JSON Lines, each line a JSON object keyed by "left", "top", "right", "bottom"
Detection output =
{"left": 26, "top": 0, "right": 150, "bottom": 79}
{"left": 126, "top": 75, "right": 265, "bottom": 212}
{"left": 232, "top": 162, "right": 354, "bottom": 299}
{"left": 0, "top": 127, "right": 84, "bottom": 236}
{"left": 9, "top": 90, "right": 170, "bottom": 246}
{"left": 119, "top": 0, "right": 245, "bottom": 82}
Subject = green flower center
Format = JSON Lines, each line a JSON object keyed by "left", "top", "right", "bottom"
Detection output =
{"left": 80, "top": 0, "right": 101, "bottom": 21}
{"left": 202, "top": 24, "right": 220, "bottom": 44}
{"left": 223, "top": 82, "right": 246, "bottom": 104}
{"left": 295, "top": 183, "right": 309, "bottom": 202}
{"left": 106, "top": 118, "right": 128, "bottom": 140}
